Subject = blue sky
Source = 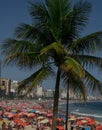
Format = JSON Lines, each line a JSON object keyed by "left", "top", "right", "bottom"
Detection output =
{"left": 0, "top": 0, "right": 102, "bottom": 89}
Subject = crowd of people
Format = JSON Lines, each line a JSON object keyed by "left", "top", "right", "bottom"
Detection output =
{"left": 0, "top": 100, "right": 101, "bottom": 130}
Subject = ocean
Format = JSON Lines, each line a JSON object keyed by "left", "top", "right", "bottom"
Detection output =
{"left": 59, "top": 101, "right": 102, "bottom": 122}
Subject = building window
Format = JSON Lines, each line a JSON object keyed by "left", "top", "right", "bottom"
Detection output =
{"left": 2, "top": 81, "right": 5, "bottom": 86}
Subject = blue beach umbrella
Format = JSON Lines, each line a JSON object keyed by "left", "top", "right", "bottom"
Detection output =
{"left": 29, "top": 109, "right": 36, "bottom": 113}
{"left": 57, "top": 113, "right": 66, "bottom": 122}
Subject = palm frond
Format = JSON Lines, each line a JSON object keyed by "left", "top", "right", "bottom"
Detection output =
{"left": 17, "top": 66, "right": 53, "bottom": 93}
{"left": 61, "top": 0, "right": 92, "bottom": 44}
{"left": 84, "top": 69, "right": 102, "bottom": 94}
{"left": 15, "top": 23, "right": 42, "bottom": 41}
{"left": 1, "top": 38, "right": 49, "bottom": 68}
{"left": 28, "top": 1, "right": 48, "bottom": 24}
{"left": 1, "top": 52, "right": 42, "bottom": 69}
{"left": 14, "top": 23, "right": 55, "bottom": 46}
{"left": 40, "top": 42, "right": 68, "bottom": 56}
{"left": 71, "top": 32, "right": 102, "bottom": 53}
{"left": 14, "top": 23, "right": 50, "bottom": 44}
{"left": 45, "top": 0, "right": 72, "bottom": 40}
{"left": 70, "top": 79, "right": 87, "bottom": 101}
{"left": 72, "top": 0, "right": 92, "bottom": 34}
{"left": 73, "top": 54, "right": 102, "bottom": 69}
{"left": 62, "top": 71, "right": 87, "bottom": 101}
{"left": 1, "top": 38, "right": 38, "bottom": 55}
{"left": 60, "top": 56, "right": 85, "bottom": 78}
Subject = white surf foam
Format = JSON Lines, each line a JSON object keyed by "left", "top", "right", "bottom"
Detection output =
{"left": 72, "top": 111, "right": 102, "bottom": 119}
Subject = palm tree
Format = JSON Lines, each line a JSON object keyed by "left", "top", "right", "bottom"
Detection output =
{"left": 1, "top": 0, "right": 102, "bottom": 130}
{"left": 40, "top": 42, "right": 85, "bottom": 129}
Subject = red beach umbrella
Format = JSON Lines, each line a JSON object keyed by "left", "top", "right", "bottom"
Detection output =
{"left": 85, "top": 117, "right": 94, "bottom": 122}
{"left": 57, "top": 118, "right": 63, "bottom": 122}
{"left": 40, "top": 111, "right": 48, "bottom": 115}
{"left": 76, "top": 120, "right": 88, "bottom": 125}
{"left": 47, "top": 113, "right": 53, "bottom": 117}
{"left": 20, "top": 122, "right": 28, "bottom": 126}
{"left": 84, "top": 117, "right": 96, "bottom": 125}
{"left": 56, "top": 125, "right": 64, "bottom": 130}
{"left": 14, "top": 118, "right": 23, "bottom": 125}
{"left": 8, "top": 114, "right": 14, "bottom": 118}
{"left": 96, "top": 125, "right": 102, "bottom": 130}
{"left": 18, "top": 112, "right": 26, "bottom": 117}
{"left": 88, "top": 120, "right": 96, "bottom": 125}
{"left": 4, "top": 112, "right": 11, "bottom": 116}
{"left": 27, "top": 113, "right": 35, "bottom": 117}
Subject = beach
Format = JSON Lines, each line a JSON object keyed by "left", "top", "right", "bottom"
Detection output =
{"left": 0, "top": 99, "right": 55, "bottom": 130}
{"left": 0, "top": 99, "right": 102, "bottom": 130}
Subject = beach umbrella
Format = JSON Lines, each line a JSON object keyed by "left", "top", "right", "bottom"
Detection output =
{"left": 20, "top": 122, "right": 28, "bottom": 126}
{"left": 18, "top": 112, "right": 26, "bottom": 117}
{"left": 40, "top": 119, "right": 49, "bottom": 124}
{"left": 76, "top": 120, "right": 88, "bottom": 125}
{"left": 69, "top": 117, "right": 76, "bottom": 121}
{"left": 40, "top": 111, "right": 48, "bottom": 115}
{"left": 11, "top": 109, "right": 17, "bottom": 113}
{"left": 29, "top": 109, "right": 36, "bottom": 113}
{"left": 96, "top": 125, "right": 102, "bottom": 130}
{"left": 14, "top": 118, "right": 23, "bottom": 124}
{"left": 56, "top": 125, "right": 64, "bottom": 130}
{"left": 35, "top": 110, "right": 40, "bottom": 114}
{"left": 47, "top": 113, "right": 53, "bottom": 117}
{"left": 84, "top": 117, "right": 96, "bottom": 126}
{"left": 88, "top": 121, "right": 96, "bottom": 125}
{"left": 76, "top": 116, "right": 86, "bottom": 120}
{"left": 37, "top": 116, "right": 45, "bottom": 120}
{"left": 14, "top": 119, "right": 28, "bottom": 126}
{"left": 57, "top": 113, "right": 63, "bottom": 118}
{"left": 27, "top": 113, "right": 35, "bottom": 117}
{"left": 69, "top": 115, "right": 76, "bottom": 118}
{"left": 7, "top": 114, "right": 14, "bottom": 118}
{"left": 95, "top": 120, "right": 100, "bottom": 125}
{"left": 57, "top": 118, "right": 63, "bottom": 122}
{"left": 85, "top": 117, "right": 94, "bottom": 122}
{"left": 4, "top": 112, "right": 11, "bottom": 116}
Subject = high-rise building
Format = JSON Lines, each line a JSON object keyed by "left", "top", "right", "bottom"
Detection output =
{"left": 0, "top": 78, "right": 11, "bottom": 96}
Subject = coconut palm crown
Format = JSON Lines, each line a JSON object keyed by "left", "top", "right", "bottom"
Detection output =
{"left": 1, "top": 0, "right": 102, "bottom": 130}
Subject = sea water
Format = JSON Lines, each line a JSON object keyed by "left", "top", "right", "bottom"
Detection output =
{"left": 59, "top": 101, "right": 102, "bottom": 122}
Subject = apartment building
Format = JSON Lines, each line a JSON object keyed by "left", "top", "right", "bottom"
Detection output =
{"left": 0, "top": 78, "right": 11, "bottom": 97}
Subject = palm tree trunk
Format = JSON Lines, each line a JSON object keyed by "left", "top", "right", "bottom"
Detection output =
{"left": 52, "top": 68, "right": 61, "bottom": 130}
{"left": 65, "top": 80, "right": 69, "bottom": 130}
